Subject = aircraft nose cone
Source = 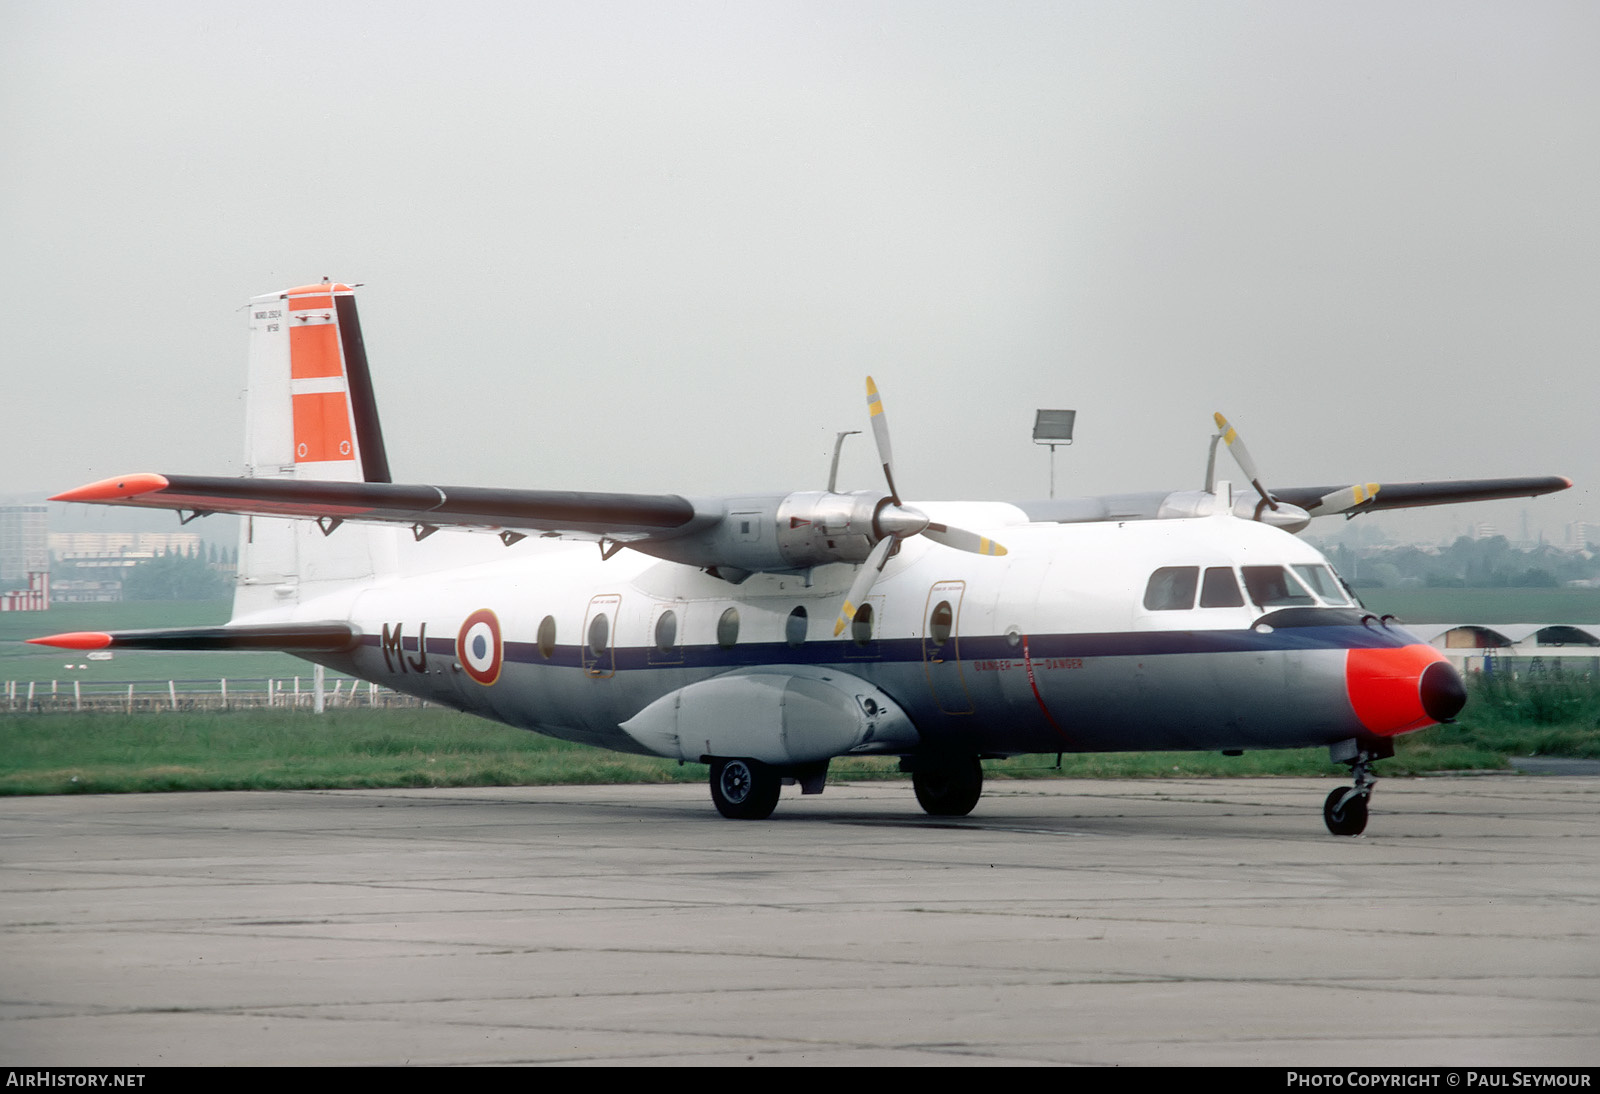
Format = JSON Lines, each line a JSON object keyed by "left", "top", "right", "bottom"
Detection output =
{"left": 1345, "top": 644, "right": 1463, "bottom": 736}
{"left": 1419, "top": 660, "right": 1467, "bottom": 723}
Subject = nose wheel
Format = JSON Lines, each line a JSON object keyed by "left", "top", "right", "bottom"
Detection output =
{"left": 1323, "top": 786, "right": 1369, "bottom": 835}
{"left": 1323, "top": 745, "right": 1381, "bottom": 836}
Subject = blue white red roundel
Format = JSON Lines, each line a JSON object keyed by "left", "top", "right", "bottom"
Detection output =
{"left": 457, "top": 609, "right": 502, "bottom": 686}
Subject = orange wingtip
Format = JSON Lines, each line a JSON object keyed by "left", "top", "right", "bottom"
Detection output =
{"left": 50, "top": 473, "right": 170, "bottom": 503}
{"left": 28, "top": 632, "right": 113, "bottom": 650}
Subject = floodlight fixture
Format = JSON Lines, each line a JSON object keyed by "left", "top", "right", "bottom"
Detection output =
{"left": 1032, "top": 409, "right": 1076, "bottom": 445}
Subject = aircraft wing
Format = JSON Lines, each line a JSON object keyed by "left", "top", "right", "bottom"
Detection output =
{"left": 1272, "top": 476, "right": 1573, "bottom": 515}
{"left": 52, "top": 473, "right": 702, "bottom": 540}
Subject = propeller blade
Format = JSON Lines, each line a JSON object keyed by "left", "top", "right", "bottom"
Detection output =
{"left": 1315, "top": 482, "right": 1381, "bottom": 515}
{"left": 924, "top": 523, "right": 1008, "bottom": 556}
{"left": 833, "top": 536, "right": 894, "bottom": 637}
{"left": 1213, "top": 412, "right": 1276, "bottom": 510}
{"left": 865, "top": 376, "right": 900, "bottom": 505}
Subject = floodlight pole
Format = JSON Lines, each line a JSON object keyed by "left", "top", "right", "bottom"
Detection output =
{"left": 1032, "top": 409, "right": 1076, "bottom": 500}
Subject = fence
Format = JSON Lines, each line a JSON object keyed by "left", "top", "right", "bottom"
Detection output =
{"left": 3, "top": 675, "right": 428, "bottom": 714}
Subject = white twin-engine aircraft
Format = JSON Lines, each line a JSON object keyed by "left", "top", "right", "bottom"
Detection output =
{"left": 35, "top": 281, "right": 1571, "bottom": 834}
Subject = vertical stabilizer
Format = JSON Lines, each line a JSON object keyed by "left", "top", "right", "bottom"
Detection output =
{"left": 244, "top": 282, "right": 390, "bottom": 483}
{"left": 236, "top": 281, "right": 398, "bottom": 618}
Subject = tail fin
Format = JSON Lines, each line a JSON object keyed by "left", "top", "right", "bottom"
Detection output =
{"left": 245, "top": 281, "right": 390, "bottom": 483}
{"left": 236, "top": 281, "right": 398, "bottom": 617}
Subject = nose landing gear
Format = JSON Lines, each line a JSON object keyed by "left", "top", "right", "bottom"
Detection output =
{"left": 1324, "top": 738, "right": 1390, "bottom": 836}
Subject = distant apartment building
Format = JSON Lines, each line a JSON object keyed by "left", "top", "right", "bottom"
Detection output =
{"left": 1565, "top": 522, "right": 1598, "bottom": 551}
{"left": 49, "top": 530, "right": 205, "bottom": 567}
{"left": 0, "top": 506, "right": 49, "bottom": 582}
{"left": 0, "top": 506, "right": 50, "bottom": 610}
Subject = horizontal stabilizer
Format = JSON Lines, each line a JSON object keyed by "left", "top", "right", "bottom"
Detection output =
{"left": 29, "top": 623, "right": 359, "bottom": 652}
{"left": 52, "top": 474, "right": 699, "bottom": 538}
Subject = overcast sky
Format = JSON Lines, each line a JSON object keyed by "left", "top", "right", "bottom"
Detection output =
{"left": 4, "top": 1, "right": 1596, "bottom": 544}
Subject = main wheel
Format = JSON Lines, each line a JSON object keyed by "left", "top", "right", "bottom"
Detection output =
{"left": 710, "top": 758, "right": 781, "bottom": 820}
{"left": 1323, "top": 786, "right": 1369, "bottom": 836}
{"left": 912, "top": 755, "right": 983, "bottom": 817}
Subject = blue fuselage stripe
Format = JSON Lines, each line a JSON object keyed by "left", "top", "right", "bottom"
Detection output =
{"left": 372, "top": 623, "right": 1412, "bottom": 673}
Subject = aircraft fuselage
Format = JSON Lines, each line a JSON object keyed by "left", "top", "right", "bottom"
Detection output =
{"left": 278, "top": 507, "right": 1450, "bottom": 763}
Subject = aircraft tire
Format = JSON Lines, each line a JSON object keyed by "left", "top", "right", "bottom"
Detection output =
{"left": 1323, "top": 786, "right": 1368, "bottom": 836}
{"left": 710, "top": 758, "right": 781, "bottom": 820}
{"left": 912, "top": 755, "right": 983, "bottom": 817}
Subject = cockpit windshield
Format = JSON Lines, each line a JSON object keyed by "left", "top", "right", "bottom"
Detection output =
{"left": 1240, "top": 565, "right": 1316, "bottom": 609}
{"left": 1143, "top": 562, "right": 1355, "bottom": 612}
{"left": 1291, "top": 564, "right": 1353, "bottom": 606}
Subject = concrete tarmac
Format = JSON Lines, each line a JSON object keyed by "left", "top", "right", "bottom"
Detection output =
{"left": 2, "top": 775, "right": 1597, "bottom": 1067}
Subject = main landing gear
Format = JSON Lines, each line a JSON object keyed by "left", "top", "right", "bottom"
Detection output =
{"left": 1323, "top": 738, "right": 1391, "bottom": 836}
{"left": 707, "top": 758, "right": 830, "bottom": 819}
{"left": 706, "top": 755, "right": 986, "bottom": 820}
{"left": 709, "top": 758, "right": 782, "bottom": 820}
{"left": 906, "top": 754, "right": 984, "bottom": 818}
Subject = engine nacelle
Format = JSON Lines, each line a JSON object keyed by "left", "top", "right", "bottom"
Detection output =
{"left": 773, "top": 490, "right": 888, "bottom": 567}
{"left": 631, "top": 490, "right": 892, "bottom": 576}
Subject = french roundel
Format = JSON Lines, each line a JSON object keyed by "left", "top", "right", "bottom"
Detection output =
{"left": 457, "top": 609, "right": 502, "bottom": 686}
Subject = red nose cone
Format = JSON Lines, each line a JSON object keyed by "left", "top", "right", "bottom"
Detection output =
{"left": 1346, "top": 644, "right": 1464, "bottom": 736}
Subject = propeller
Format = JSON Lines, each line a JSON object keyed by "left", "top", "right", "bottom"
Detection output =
{"left": 1212, "top": 411, "right": 1381, "bottom": 525}
{"left": 1312, "top": 481, "right": 1382, "bottom": 517}
{"left": 833, "top": 379, "right": 1007, "bottom": 636}
{"left": 1211, "top": 411, "right": 1317, "bottom": 532}
{"left": 1212, "top": 412, "right": 1276, "bottom": 513}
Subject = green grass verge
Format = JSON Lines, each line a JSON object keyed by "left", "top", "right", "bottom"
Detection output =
{"left": 4, "top": 673, "right": 1598, "bottom": 796}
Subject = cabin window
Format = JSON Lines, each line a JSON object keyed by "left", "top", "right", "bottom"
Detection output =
{"left": 587, "top": 613, "right": 609, "bottom": 657}
{"left": 1241, "top": 566, "right": 1315, "bottom": 608}
{"left": 717, "top": 607, "right": 740, "bottom": 649}
{"left": 655, "top": 610, "right": 678, "bottom": 652}
{"left": 786, "top": 606, "right": 808, "bottom": 648}
{"left": 537, "top": 615, "right": 557, "bottom": 659}
{"left": 1200, "top": 567, "right": 1244, "bottom": 608}
{"left": 1143, "top": 567, "right": 1198, "bottom": 610}
{"left": 929, "top": 600, "right": 954, "bottom": 646}
{"left": 852, "top": 603, "right": 874, "bottom": 646}
{"left": 1292, "top": 564, "right": 1352, "bottom": 606}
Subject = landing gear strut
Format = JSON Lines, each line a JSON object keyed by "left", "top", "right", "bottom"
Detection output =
{"left": 1324, "top": 740, "right": 1387, "bottom": 836}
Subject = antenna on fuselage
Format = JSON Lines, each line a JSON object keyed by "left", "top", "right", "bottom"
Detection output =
{"left": 827, "top": 431, "right": 860, "bottom": 493}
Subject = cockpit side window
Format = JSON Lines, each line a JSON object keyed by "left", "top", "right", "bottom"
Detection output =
{"left": 1292, "top": 564, "right": 1352, "bottom": 606}
{"left": 1241, "top": 565, "right": 1316, "bottom": 608}
{"left": 1144, "top": 566, "right": 1198, "bottom": 610}
{"left": 1200, "top": 566, "right": 1244, "bottom": 608}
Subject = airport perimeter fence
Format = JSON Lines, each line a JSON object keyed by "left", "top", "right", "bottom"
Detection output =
{"left": 3, "top": 675, "right": 428, "bottom": 714}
